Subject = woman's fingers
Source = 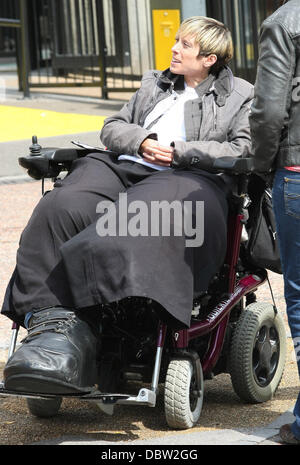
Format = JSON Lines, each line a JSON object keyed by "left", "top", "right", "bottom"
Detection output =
{"left": 140, "top": 138, "right": 174, "bottom": 166}
{"left": 143, "top": 151, "right": 173, "bottom": 166}
{"left": 143, "top": 155, "right": 171, "bottom": 167}
{"left": 143, "top": 152, "right": 156, "bottom": 161}
{"left": 155, "top": 152, "right": 173, "bottom": 162}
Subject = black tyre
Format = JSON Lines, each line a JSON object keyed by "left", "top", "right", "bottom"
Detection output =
{"left": 27, "top": 397, "right": 62, "bottom": 418}
{"left": 229, "top": 302, "right": 286, "bottom": 403}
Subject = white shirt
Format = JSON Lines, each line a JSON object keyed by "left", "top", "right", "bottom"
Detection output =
{"left": 118, "top": 84, "right": 199, "bottom": 170}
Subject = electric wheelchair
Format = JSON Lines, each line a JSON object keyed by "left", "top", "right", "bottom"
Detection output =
{"left": 0, "top": 137, "right": 286, "bottom": 430}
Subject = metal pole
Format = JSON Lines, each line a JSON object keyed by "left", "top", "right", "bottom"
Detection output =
{"left": 7, "top": 323, "right": 19, "bottom": 360}
{"left": 250, "top": 0, "right": 259, "bottom": 66}
{"left": 96, "top": 0, "right": 108, "bottom": 99}
{"left": 19, "top": 0, "right": 30, "bottom": 98}
{"left": 151, "top": 324, "right": 167, "bottom": 394}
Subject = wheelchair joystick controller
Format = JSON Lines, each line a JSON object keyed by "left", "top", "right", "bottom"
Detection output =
{"left": 29, "top": 135, "right": 42, "bottom": 156}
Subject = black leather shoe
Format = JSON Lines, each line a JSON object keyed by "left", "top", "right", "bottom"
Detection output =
{"left": 4, "top": 308, "right": 100, "bottom": 395}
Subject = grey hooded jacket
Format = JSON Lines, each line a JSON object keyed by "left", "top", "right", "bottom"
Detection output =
{"left": 100, "top": 66, "right": 254, "bottom": 171}
{"left": 250, "top": 0, "right": 300, "bottom": 172}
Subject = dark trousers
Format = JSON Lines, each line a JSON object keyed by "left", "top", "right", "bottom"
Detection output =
{"left": 1, "top": 153, "right": 228, "bottom": 328}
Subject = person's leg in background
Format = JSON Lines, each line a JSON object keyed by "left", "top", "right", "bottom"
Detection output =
{"left": 273, "top": 169, "right": 300, "bottom": 443}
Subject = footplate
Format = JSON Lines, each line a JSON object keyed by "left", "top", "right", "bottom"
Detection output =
{"left": 82, "top": 388, "right": 157, "bottom": 415}
{"left": 0, "top": 381, "right": 130, "bottom": 401}
{"left": 0, "top": 381, "right": 156, "bottom": 416}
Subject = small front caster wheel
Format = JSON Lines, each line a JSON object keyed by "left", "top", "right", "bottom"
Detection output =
{"left": 164, "top": 358, "right": 204, "bottom": 429}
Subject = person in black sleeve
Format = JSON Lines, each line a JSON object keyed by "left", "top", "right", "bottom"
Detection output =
{"left": 250, "top": 0, "right": 300, "bottom": 445}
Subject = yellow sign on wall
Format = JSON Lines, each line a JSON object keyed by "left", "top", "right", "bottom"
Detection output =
{"left": 152, "top": 9, "right": 181, "bottom": 71}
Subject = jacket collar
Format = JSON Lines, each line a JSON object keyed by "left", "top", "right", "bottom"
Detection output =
{"left": 159, "top": 66, "right": 234, "bottom": 107}
{"left": 211, "top": 66, "right": 234, "bottom": 106}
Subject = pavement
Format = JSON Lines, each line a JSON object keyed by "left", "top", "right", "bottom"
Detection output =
{"left": 33, "top": 409, "right": 296, "bottom": 445}
{"left": 0, "top": 73, "right": 299, "bottom": 447}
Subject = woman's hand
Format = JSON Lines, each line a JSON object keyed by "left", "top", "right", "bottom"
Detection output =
{"left": 140, "top": 138, "right": 174, "bottom": 167}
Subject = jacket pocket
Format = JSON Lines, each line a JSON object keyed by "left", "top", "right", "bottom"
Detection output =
{"left": 284, "top": 176, "right": 300, "bottom": 219}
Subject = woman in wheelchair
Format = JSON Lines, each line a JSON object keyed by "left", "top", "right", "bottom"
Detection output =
{"left": 1, "top": 17, "right": 254, "bottom": 395}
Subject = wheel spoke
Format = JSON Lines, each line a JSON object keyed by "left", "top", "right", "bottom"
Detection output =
{"left": 255, "top": 326, "right": 266, "bottom": 351}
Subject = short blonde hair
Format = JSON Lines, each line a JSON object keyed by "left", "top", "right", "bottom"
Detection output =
{"left": 177, "top": 16, "right": 234, "bottom": 72}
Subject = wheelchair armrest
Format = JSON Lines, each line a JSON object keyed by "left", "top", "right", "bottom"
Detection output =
{"left": 18, "top": 137, "right": 117, "bottom": 180}
{"left": 47, "top": 147, "right": 85, "bottom": 162}
{"left": 18, "top": 148, "right": 89, "bottom": 180}
{"left": 212, "top": 157, "right": 254, "bottom": 175}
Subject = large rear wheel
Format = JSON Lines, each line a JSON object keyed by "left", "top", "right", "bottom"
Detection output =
{"left": 229, "top": 302, "right": 286, "bottom": 403}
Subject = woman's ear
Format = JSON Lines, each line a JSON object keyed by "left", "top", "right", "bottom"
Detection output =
{"left": 203, "top": 54, "right": 217, "bottom": 69}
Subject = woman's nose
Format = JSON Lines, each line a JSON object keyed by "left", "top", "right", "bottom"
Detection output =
{"left": 172, "top": 42, "right": 179, "bottom": 53}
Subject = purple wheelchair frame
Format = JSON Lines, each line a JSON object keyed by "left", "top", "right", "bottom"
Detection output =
{"left": 156, "top": 212, "right": 265, "bottom": 377}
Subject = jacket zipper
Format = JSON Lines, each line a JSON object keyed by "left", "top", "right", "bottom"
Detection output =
{"left": 213, "top": 100, "right": 217, "bottom": 130}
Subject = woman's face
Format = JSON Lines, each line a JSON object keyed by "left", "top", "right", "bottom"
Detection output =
{"left": 170, "top": 33, "right": 215, "bottom": 81}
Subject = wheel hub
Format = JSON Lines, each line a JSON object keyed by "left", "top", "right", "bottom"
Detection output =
{"left": 253, "top": 322, "right": 280, "bottom": 387}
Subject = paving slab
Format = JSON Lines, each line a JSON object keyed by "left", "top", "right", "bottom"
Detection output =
{"left": 30, "top": 409, "right": 295, "bottom": 445}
